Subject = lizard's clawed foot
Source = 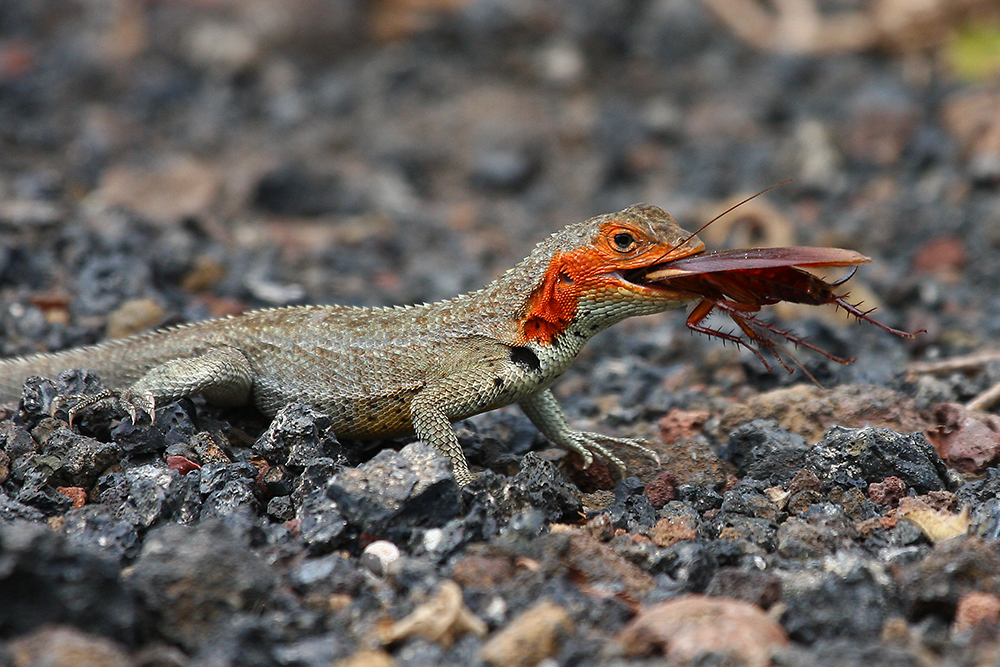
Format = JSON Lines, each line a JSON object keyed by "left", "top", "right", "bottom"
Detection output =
{"left": 560, "top": 430, "right": 661, "bottom": 478}
{"left": 55, "top": 388, "right": 157, "bottom": 425}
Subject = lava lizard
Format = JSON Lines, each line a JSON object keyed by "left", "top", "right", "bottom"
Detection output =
{"left": 0, "top": 204, "right": 705, "bottom": 485}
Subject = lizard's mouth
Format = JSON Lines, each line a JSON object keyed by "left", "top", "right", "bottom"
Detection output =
{"left": 620, "top": 243, "right": 707, "bottom": 288}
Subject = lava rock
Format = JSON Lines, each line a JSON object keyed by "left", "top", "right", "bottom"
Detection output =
{"left": 127, "top": 520, "right": 277, "bottom": 650}
{"left": 721, "top": 479, "right": 783, "bottom": 522}
{"left": 326, "top": 442, "right": 461, "bottom": 543}
{"left": 806, "top": 426, "right": 949, "bottom": 493}
{"left": 253, "top": 403, "right": 348, "bottom": 468}
{"left": 777, "top": 503, "right": 860, "bottom": 559}
{"left": 677, "top": 484, "right": 724, "bottom": 513}
{"left": 0, "top": 488, "right": 45, "bottom": 523}
{"left": 779, "top": 555, "right": 899, "bottom": 642}
{"left": 199, "top": 461, "right": 260, "bottom": 519}
{"left": 253, "top": 163, "right": 366, "bottom": 216}
{"left": 294, "top": 457, "right": 348, "bottom": 553}
{"left": 107, "top": 460, "right": 201, "bottom": 527}
{"left": 464, "top": 455, "right": 584, "bottom": 535}
{"left": 0, "top": 522, "right": 137, "bottom": 641}
{"left": 62, "top": 504, "right": 142, "bottom": 563}
{"left": 35, "top": 424, "right": 121, "bottom": 488}
{"left": 899, "top": 537, "right": 1000, "bottom": 618}
{"left": 601, "top": 477, "right": 657, "bottom": 533}
{"left": 725, "top": 419, "right": 809, "bottom": 484}
{"left": 112, "top": 400, "right": 198, "bottom": 456}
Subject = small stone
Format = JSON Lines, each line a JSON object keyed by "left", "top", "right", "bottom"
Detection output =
{"left": 361, "top": 540, "right": 401, "bottom": 576}
{"left": 724, "top": 420, "right": 808, "bottom": 484}
{"left": 266, "top": 495, "right": 294, "bottom": 522}
{"left": 327, "top": 442, "right": 460, "bottom": 541}
{"left": 645, "top": 469, "right": 677, "bottom": 508}
{"left": 55, "top": 486, "right": 86, "bottom": 509}
{"left": 380, "top": 580, "right": 486, "bottom": 648}
{"left": 480, "top": 600, "right": 574, "bottom": 667}
{"left": 869, "top": 476, "right": 907, "bottom": 506}
{"left": 806, "top": 426, "right": 949, "bottom": 494}
{"left": 953, "top": 591, "right": 1000, "bottom": 636}
{"left": 896, "top": 496, "right": 970, "bottom": 543}
{"left": 105, "top": 297, "right": 165, "bottom": 339}
{"left": 650, "top": 503, "right": 700, "bottom": 548}
{"left": 8, "top": 625, "right": 132, "bottom": 667}
{"left": 618, "top": 595, "right": 788, "bottom": 666}
{"left": 925, "top": 403, "right": 1000, "bottom": 473}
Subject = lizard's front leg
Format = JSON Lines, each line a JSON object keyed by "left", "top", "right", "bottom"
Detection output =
{"left": 409, "top": 385, "right": 481, "bottom": 487}
{"left": 65, "top": 346, "right": 254, "bottom": 423}
{"left": 518, "top": 388, "right": 660, "bottom": 477}
{"left": 408, "top": 364, "right": 514, "bottom": 486}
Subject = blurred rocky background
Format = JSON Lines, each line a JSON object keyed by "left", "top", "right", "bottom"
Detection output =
{"left": 3, "top": 1, "right": 1000, "bottom": 665}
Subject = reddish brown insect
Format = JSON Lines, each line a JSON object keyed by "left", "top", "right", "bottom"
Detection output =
{"left": 640, "top": 247, "right": 918, "bottom": 372}
{"left": 637, "top": 183, "right": 922, "bottom": 373}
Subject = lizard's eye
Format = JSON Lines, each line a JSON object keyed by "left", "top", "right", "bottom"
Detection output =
{"left": 612, "top": 232, "right": 636, "bottom": 251}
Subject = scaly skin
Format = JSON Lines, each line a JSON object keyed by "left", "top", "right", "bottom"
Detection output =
{"left": 0, "top": 205, "right": 705, "bottom": 484}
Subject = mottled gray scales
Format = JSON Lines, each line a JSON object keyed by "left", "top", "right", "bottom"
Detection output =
{"left": 0, "top": 204, "right": 703, "bottom": 484}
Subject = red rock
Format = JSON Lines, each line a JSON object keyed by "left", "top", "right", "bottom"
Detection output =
{"left": 926, "top": 403, "right": 1000, "bottom": 473}
{"left": 869, "top": 476, "right": 907, "bottom": 506}
{"left": 912, "top": 236, "right": 966, "bottom": 279}
{"left": 645, "top": 470, "right": 678, "bottom": 508}
{"left": 658, "top": 409, "right": 710, "bottom": 443}
{"left": 166, "top": 455, "right": 201, "bottom": 475}
{"left": 954, "top": 591, "right": 1000, "bottom": 636}
{"left": 618, "top": 595, "right": 788, "bottom": 666}
{"left": 55, "top": 486, "right": 87, "bottom": 509}
{"left": 650, "top": 515, "right": 698, "bottom": 548}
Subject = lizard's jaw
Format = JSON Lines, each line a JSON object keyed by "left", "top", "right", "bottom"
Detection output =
{"left": 613, "top": 238, "right": 707, "bottom": 295}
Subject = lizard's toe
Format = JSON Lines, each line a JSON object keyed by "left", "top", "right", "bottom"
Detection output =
{"left": 64, "top": 388, "right": 120, "bottom": 425}
{"left": 561, "top": 431, "right": 659, "bottom": 477}
{"left": 119, "top": 389, "right": 156, "bottom": 424}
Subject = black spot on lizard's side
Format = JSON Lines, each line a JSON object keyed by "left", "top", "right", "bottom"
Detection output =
{"left": 509, "top": 345, "right": 541, "bottom": 373}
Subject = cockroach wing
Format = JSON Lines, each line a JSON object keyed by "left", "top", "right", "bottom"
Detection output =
{"left": 643, "top": 247, "right": 870, "bottom": 280}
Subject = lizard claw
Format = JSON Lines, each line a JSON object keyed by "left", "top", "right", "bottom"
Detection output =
{"left": 119, "top": 389, "right": 156, "bottom": 424}
{"left": 61, "top": 388, "right": 156, "bottom": 426}
{"left": 64, "top": 388, "right": 119, "bottom": 426}
{"left": 560, "top": 431, "right": 660, "bottom": 477}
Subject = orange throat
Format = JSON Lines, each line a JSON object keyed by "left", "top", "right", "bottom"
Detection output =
{"left": 519, "top": 251, "right": 586, "bottom": 345}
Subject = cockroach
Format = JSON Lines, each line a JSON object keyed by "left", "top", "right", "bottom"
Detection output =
{"left": 638, "top": 184, "right": 922, "bottom": 373}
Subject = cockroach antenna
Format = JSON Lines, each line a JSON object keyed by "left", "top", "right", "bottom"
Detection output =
{"left": 671, "top": 178, "right": 794, "bottom": 252}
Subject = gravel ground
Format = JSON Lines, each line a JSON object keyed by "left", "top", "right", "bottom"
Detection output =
{"left": 3, "top": 1, "right": 1000, "bottom": 665}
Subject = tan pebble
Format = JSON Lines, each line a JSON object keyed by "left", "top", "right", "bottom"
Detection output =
{"left": 480, "top": 600, "right": 574, "bottom": 667}
{"left": 335, "top": 648, "right": 396, "bottom": 667}
{"left": 618, "top": 594, "right": 788, "bottom": 667}
{"left": 9, "top": 625, "right": 132, "bottom": 667}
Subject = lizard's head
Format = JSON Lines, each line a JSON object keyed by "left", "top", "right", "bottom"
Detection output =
{"left": 518, "top": 204, "right": 705, "bottom": 345}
